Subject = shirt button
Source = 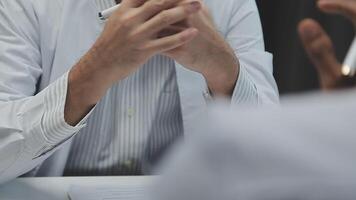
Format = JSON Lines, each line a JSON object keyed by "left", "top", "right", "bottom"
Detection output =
{"left": 123, "top": 160, "right": 133, "bottom": 169}
{"left": 126, "top": 108, "right": 135, "bottom": 118}
{"left": 203, "top": 91, "right": 212, "bottom": 101}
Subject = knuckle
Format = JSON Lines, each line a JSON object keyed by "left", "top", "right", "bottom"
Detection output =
{"left": 128, "top": 31, "right": 140, "bottom": 42}
{"left": 134, "top": 45, "right": 144, "bottom": 52}
{"left": 121, "top": 17, "right": 132, "bottom": 24}
{"left": 119, "top": 17, "right": 131, "bottom": 27}
{"left": 120, "top": 13, "right": 137, "bottom": 24}
{"left": 159, "top": 11, "right": 171, "bottom": 23}
{"left": 178, "top": 34, "right": 186, "bottom": 43}
{"left": 151, "top": 0, "right": 166, "bottom": 10}
{"left": 183, "top": 4, "right": 193, "bottom": 14}
{"left": 137, "top": 42, "right": 151, "bottom": 51}
{"left": 148, "top": 0, "right": 177, "bottom": 11}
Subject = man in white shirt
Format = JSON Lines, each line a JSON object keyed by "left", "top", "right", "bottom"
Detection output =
{"left": 0, "top": 0, "right": 278, "bottom": 183}
{"left": 152, "top": 0, "right": 356, "bottom": 199}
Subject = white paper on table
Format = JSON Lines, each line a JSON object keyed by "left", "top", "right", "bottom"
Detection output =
{"left": 68, "top": 185, "right": 147, "bottom": 200}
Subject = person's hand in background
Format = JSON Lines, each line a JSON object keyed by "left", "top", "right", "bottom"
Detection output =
{"left": 298, "top": 0, "right": 356, "bottom": 91}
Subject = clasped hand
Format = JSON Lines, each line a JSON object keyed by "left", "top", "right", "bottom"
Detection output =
{"left": 89, "top": 0, "right": 238, "bottom": 96}
{"left": 89, "top": 0, "right": 201, "bottom": 83}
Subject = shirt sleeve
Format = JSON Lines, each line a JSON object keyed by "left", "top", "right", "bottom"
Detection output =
{"left": 0, "top": 0, "right": 93, "bottom": 184}
{"left": 0, "top": 72, "right": 93, "bottom": 185}
{"left": 226, "top": 0, "right": 279, "bottom": 105}
{"left": 231, "top": 65, "right": 258, "bottom": 105}
{"left": 28, "top": 72, "right": 92, "bottom": 159}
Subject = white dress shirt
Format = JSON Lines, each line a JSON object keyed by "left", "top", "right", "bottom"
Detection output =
{"left": 0, "top": 0, "right": 278, "bottom": 184}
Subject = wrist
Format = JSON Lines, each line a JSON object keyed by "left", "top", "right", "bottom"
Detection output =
{"left": 87, "top": 41, "right": 126, "bottom": 83}
{"left": 69, "top": 50, "right": 114, "bottom": 106}
{"left": 201, "top": 51, "right": 239, "bottom": 96}
{"left": 65, "top": 47, "right": 121, "bottom": 126}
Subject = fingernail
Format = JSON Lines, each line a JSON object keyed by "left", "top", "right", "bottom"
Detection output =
{"left": 188, "top": 1, "right": 201, "bottom": 12}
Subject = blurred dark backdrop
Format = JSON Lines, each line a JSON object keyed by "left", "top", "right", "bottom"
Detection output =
{"left": 256, "top": 0, "right": 354, "bottom": 95}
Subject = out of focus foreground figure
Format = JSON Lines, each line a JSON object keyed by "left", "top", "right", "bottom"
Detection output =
{"left": 151, "top": 1, "right": 356, "bottom": 199}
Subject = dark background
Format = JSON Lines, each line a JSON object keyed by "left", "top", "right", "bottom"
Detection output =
{"left": 256, "top": 0, "right": 354, "bottom": 95}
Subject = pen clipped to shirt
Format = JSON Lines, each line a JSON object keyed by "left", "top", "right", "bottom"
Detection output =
{"left": 99, "top": 4, "right": 121, "bottom": 20}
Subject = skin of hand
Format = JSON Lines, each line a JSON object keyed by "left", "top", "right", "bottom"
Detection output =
{"left": 298, "top": 0, "right": 356, "bottom": 91}
{"left": 65, "top": 0, "right": 202, "bottom": 125}
{"left": 160, "top": 0, "right": 240, "bottom": 97}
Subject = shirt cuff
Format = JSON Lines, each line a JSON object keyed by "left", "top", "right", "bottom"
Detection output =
{"left": 231, "top": 65, "right": 258, "bottom": 105}
{"left": 41, "top": 72, "right": 92, "bottom": 146}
